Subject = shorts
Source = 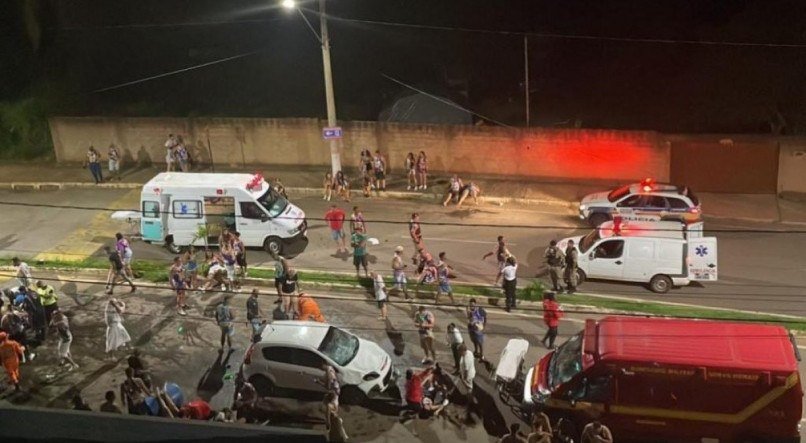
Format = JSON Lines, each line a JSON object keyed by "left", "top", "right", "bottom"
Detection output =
{"left": 123, "top": 255, "right": 133, "bottom": 265}
{"left": 249, "top": 318, "right": 262, "bottom": 335}
{"left": 405, "top": 401, "right": 422, "bottom": 414}
{"left": 225, "top": 264, "right": 236, "bottom": 280}
{"left": 331, "top": 229, "right": 345, "bottom": 241}
{"left": 376, "top": 299, "right": 386, "bottom": 309}
{"left": 220, "top": 324, "right": 234, "bottom": 337}
{"left": 375, "top": 170, "right": 385, "bottom": 180}
{"left": 274, "top": 277, "right": 285, "bottom": 288}
{"left": 393, "top": 271, "right": 407, "bottom": 289}
{"left": 109, "top": 159, "right": 119, "bottom": 171}
{"left": 438, "top": 282, "right": 452, "bottom": 293}
{"left": 353, "top": 255, "right": 368, "bottom": 268}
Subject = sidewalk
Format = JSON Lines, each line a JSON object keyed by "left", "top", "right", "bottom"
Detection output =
{"left": 1, "top": 161, "right": 805, "bottom": 224}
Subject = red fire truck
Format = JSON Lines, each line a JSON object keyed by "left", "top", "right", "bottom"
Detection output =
{"left": 523, "top": 316, "right": 802, "bottom": 442}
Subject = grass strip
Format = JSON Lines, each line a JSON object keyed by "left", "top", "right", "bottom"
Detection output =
{"left": 3, "top": 257, "right": 805, "bottom": 330}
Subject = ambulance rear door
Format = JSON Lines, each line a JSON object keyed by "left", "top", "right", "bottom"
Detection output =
{"left": 687, "top": 237, "right": 718, "bottom": 281}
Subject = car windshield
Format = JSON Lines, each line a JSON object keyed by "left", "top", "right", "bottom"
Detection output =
{"left": 256, "top": 188, "right": 289, "bottom": 218}
{"left": 548, "top": 332, "right": 584, "bottom": 390}
{"left": 578, "top": 230, "right": 601, "bottom": 254}
{"left": 607, "top": 185, "right": 631, "bottom": 202}
{"left": 318, "top": 326, "right": 360, "bottom": 366}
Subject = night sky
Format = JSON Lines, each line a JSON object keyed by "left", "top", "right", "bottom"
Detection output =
{"left": 2, "top": 0, "right": 806, "bottom": 133}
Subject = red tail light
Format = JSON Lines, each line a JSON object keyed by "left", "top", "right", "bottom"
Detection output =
{"left": 244, "top": 344, "right": 255, "bottom": 365}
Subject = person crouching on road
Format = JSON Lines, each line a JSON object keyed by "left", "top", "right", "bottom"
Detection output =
{"left": 442, "top": 174, "right": 463, "bottom": 207}
{"left": 296, "top": 293, "right": 325, "bottom": 322}
{"left": 456, "top": 182, "right": 481, "bottom": 208}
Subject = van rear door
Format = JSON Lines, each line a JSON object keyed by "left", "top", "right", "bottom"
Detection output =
{"left": 687, "top": 237, "right": 718, "bottom": 281}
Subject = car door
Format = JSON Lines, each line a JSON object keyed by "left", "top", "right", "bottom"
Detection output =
{"left": 261, "top": 346, "right": 302, "bottom": 390}
{"left": 615, "top": 194, "right": 644, "bottom": 218}
{"left": 141, "top": 199, "right": 165, "bottom": 242}
{"left": 587, "top": 239, "right": 625, "bottom": 279}
{"left": 289, "top": 348, "right": 328, "bottom": 392}
{"left": 237, "top": 200, "right": 269, "bottom": 247}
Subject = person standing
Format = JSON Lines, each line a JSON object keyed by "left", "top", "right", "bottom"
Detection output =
{"left": 108, "top": 144, "right": 121, "bottom": 181}
{"left": 499, "top": 423, "right": 526, "bottom": 443}
{"left": 233, "top": 231, "right": 247, "bottom": 277}
{"left": 272, "top": 253, "right": 287, "bottom": 300}
{"left": 116, "top": 233, "right": 134, "bottom": 279}
{"left": 324, "top": 391, "right": 349, "bottom": 442}
{"left": 121, "top": 366, "right": 151, "bottom": 415}
{"left": 483, "top": 236, "right": 511, "bottom": 285}
{"left": 409, "top": 213, "right": 423, "bottom": 265}
{"left": 414, "top": 305, "right": 436, "bottom": 364}
{"left": 0, "top": 331, "right": 25, "bottom": 391}
{"left": 215, "top": 295, "right": 235, "bottom": 350}
{"left": 391, "top": 246, "right": 411, "bottom": 300}
{"left": 458, "top": 343, "right": 477, "bottom": 420}
{"left": 175, "top": 140, "right": 190, "bottom": 172}
{"left": 564, "top": 239, "right": 579, "bottom": 294}
{"left": 372, "top": 272, "right": 389, "bottom": 321}
{"left": 50, "top": 309, "right": 78, "bottom": 370}
{"left": 85, "top": 146, "right": 103, "bottom": 184}
{"left": 105, "top": 298, "right": 131, "bottom": 353}
{"left": 164, "top": 134, "right": 177, "bottom": 172}
{"left": 323, "top": 171, "right": 334, "bottom": 201}
{"left": 405, "top": 152, "right": 417, "bottom": 190}
{"left": 183, "top": 248, "right": 199, "bottom": 290}
{"left": 35, "top": 280, "right": 59, "bottom": 328}
{"left": 499, "top": 256, "right": 518, "bottom": 312}
{"left": 415, "top": 151, "right": 428, "bottom": 190}
{"left": 544, "top": 240, "right": 566, "bottom": 293}
{"left": 435, "top": 262, "right": 456, "bottom": 306}
{"left": 351, "top": 226, "right": 369, "bottom": 278}
{"left": 12, "top": 257, "right": 32, "bottom": 289}
{"left": 246, "top": 289, "right": 263, "bottom": 338}
{"left": 466, "top": 298, "right": 487, "bottom": 360}
{"left": 282, "top": 268, "right": 300, "bottom": 316}
{"left": 349, "top": 206, "right": 366, "bottom": 234}
{"left": 324, "top": 204, "right": 347, "bottom": 253}
{"left": 104, "top": 246, "right": 136, "bottom": 295}
{"left": 21, "top": 287, "right": 46, "bottom": 341}
{"left": 169, "top": 257, "right": 187, "bottom": 316}
{"left": 540, "top": 292, "right": 563, "bottom": 349}
{"left": 373, "top": 150, "right": 387, "bottom": 192}
{"left": 446, "top": 323, "right": 464, "bottom": 374}
{"left": 581, "top": 420, "right": 614, "bottom": 443}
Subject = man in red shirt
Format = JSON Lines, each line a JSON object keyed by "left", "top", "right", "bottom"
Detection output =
{"left": 324, "top": 205, "right": 347, "bottom": 253}
{"left": 403, "top": 366, "right": 434, "bottom": 415}
{"left": 540, "top": 291, "right": 563, "bottom": 349}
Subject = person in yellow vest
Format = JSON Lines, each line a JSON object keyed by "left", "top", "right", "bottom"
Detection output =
{"left": 35, "top": 280, "right": 59, "bottom": 329}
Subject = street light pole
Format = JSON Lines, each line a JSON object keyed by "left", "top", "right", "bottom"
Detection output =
{"left": 318, "top": 0, "right": 341, "bottom": 175}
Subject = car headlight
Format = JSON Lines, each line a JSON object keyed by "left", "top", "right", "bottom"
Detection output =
{"left": 363, "top": 372, "right": 380, "bottom": 381}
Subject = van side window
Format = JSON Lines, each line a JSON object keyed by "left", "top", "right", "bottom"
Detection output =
{"left": 594, "top": 240, "right": 624, "bottom": 259}
{"left": 172, "top": 200, "right": 202, "bottom": 219}
{"left": 240, "top": 202, "right": 266, "bottom": 220}
{"left": 142, "top": 201, "right": 160, "bottom": 218}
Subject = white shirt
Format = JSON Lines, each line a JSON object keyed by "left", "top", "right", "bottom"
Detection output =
{"left": 460, "top": 349, "right": 476, "bottom": 384}
{"left": 17, "top": 262, "right": 31, "bottom": 278}
{"left": 448, "top": 327, "right": 464, "bottom": 345}
{"left": 502, "top": 264, "right": 518, "bottom": 281}
{"left": 374, "top": 274, "right": 387, "bottom": 301}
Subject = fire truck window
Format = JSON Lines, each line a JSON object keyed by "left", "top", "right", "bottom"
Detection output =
{"left": 594, "top": 240, "right": 624, "bottom": 259}
{"left": 584, "top": 376, "right": 612, "bottom": 403}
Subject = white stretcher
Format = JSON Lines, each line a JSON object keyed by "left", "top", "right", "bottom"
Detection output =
{"left": 494, "top": 338, "right": 530, "bottom": 402}
{"left": 110, "top": 210, "right": 142, "bottom": 238}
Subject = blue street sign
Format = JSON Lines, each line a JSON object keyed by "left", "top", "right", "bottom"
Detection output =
{"left": 323, "top": 127, "right": 343, "bottom": 140}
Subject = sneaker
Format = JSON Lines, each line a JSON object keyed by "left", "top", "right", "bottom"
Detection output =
{"left": 442, "top": 399, "right": 450, "bottom": 406}
{"left": 178, "top": 308, "right": 187, "bottom": 316}
{"left": 423, "top": 185, "right": 427, "bottom": 190}
{"left": 407, "top": 186, "right": 412, "bottom": 190}
{"left": 29, "top": 353, "right": 36, "bottom": 361}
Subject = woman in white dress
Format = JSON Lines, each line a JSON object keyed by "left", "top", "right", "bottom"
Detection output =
{"left": 105, "top": 298, "right": 131, "bottom": 353}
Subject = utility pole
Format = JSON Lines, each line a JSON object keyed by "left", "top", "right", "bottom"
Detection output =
{"left": 319, "top": 0, "right": 341, "bottom": 175}
{"left": 524, "top": 34, "right": 530, "bottom": 127}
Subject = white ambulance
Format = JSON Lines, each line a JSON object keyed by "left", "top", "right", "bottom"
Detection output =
{"left": 556, "top": 219, "right": 717, "bottom": 293}
{"left": 139, "top": 173, "right": 307, "bottom": 256}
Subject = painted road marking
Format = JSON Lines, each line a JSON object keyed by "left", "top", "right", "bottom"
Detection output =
{"left": 35, "top": 189, "right": 140, "bottom": 262}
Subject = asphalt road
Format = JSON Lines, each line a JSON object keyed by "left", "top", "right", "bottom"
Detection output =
{"left": 1, "top": 188, "right": 805, "bottom": 317}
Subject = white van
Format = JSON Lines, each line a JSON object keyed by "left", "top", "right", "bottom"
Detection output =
{"left": 139, "top": 173, "right": 307, "bottom": 256}
{"left": 557, "top": 220, "right": 717, "bottom": 293}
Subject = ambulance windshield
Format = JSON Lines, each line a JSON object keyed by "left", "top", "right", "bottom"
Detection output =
{"left": 257, "top": 188, "right": 289, "bottom": 218}
{"left": 549, "top": 332, "right": 583, "bottom": 390}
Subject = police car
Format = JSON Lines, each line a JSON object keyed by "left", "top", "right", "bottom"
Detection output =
{"left": 579, "top": 178, "right": 701, "bottom": 226}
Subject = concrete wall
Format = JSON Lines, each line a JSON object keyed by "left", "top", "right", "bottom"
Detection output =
{"left": 778, "top": 137, "right": 806, "bottom": 195}
{"left": 49, "top": 117, "right": 670, "bottom": 182}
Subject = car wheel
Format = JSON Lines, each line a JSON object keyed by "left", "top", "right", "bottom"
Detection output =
{"left": 575, "top": 269, "right": 586, "bottom": 285}
{"left": 340, "top": 386, "right": 367, "bottom": 406}
{"left": 250, "top": 376, "right": 275, "bottom": 397}
{"left": 263, "top": 236, "right": 283, "bottom": 256}
{"left": 649, "top": 274, "right": 672, "bottom": 293}
{"left": 588, "top": 212, "right": 610, "bottom": 227}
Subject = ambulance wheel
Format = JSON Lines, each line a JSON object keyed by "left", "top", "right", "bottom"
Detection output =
{"left": 263, "top": 236, "right": 283, "bottom": 256}
{"left": 575, "top": 269, "right": 586, "bottom": 285}
{"left": 588, "top": 213, "right": 610, "bottom": 227}
{"left": 649, "top": 274, "right": 672, "bottom": 293}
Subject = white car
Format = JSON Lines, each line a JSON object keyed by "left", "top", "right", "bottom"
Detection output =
{"left": 241, "top": 321, "right": 395, "bottom": 403}
{"left": 579, "top": 178, "right": 701, "bottom": 227}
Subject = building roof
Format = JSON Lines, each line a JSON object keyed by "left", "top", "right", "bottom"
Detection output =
{"left": 596, "top": 316, "right": 798, "bottom": 372}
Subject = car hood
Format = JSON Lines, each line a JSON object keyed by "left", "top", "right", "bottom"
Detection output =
{"left": 346, "top": 339, "right": 389, "bottom": 377}
{"left": 581, "top": 191, "right": 611, "bottom": 205}
{"left": 274, "top": 204, "right": 306, "bottom": 230}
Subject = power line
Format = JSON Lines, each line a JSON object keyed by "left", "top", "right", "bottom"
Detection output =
{"left": 4, "top": 272, "right": 806, "bottom": 325}
{"left": 323, "top": 13, "right": 806, "bottom": 49}
{"left": 1, "top": 199, "right": 805, "bottom": 234}
{"left": 57, "top": 18, "right": 283, "bottom": 31}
